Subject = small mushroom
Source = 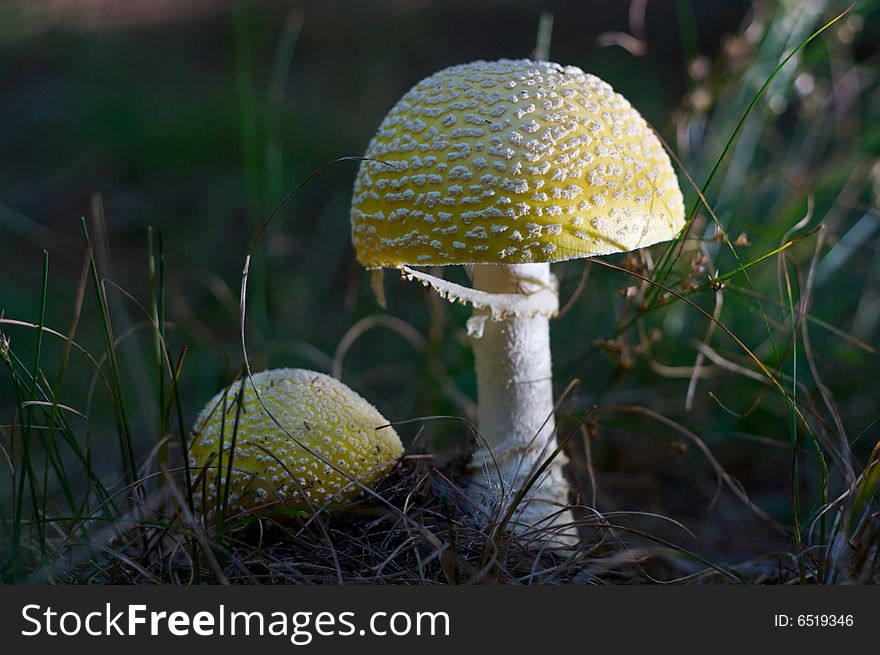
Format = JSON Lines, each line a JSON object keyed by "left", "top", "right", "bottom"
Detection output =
{"left": 190, "top": 368, "right": 404, "bottom": 514}
{"left": 350, "top": 59, "right": 684, "bottom": 542}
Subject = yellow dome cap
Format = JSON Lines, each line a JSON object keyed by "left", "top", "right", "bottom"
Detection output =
{"left": 351, "top": 59, "right": 685, "bottom": 268}
{"left": 190, "top": 368, "right": 404, "bottom": 513}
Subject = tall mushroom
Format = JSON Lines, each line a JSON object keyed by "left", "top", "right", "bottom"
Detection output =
{"left": 350, "top": 59, "right": 684, "bottom": 542}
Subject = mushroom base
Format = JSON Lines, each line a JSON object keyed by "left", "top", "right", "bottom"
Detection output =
{"left": 466, "top": 263, "right": 578, "bottom": 547}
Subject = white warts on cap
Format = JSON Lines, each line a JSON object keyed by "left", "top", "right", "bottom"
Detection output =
{"left": 351, "top": 59, "right": 685, "bottom": 268}
{"left": 189, "top": 368, "right": 404, "bottom": 514}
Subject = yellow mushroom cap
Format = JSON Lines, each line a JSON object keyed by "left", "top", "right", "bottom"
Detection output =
{"left": 189, "top": 368, "right": 404, "bottom": 513}
{"left": 351, "top": 59, "right": 685, "bottom": 268}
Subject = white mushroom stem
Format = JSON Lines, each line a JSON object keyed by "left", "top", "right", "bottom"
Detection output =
{"left": 466, "top": 263, "right": 576, "bottom": 543}
{"left": 400, "top": 263, "right": 576, "bottom": 543}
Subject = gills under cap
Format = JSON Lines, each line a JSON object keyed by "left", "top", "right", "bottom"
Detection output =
{"left": 190, "top": 368, "right": 404, "bottom": 513}
{"left": 351, "top": 59, "right": 685, "bottom": 268}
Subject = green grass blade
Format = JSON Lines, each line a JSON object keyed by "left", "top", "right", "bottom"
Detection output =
{"left": 647, "top": 3, "right": 854, "bottom": 305}
{"left": 81, "top": 218, "right": 137, "bottom": 490}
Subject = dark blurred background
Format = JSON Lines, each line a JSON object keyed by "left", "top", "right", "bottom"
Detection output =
{"left": 1, "top": 0, "right": 878, "bottom": 572}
